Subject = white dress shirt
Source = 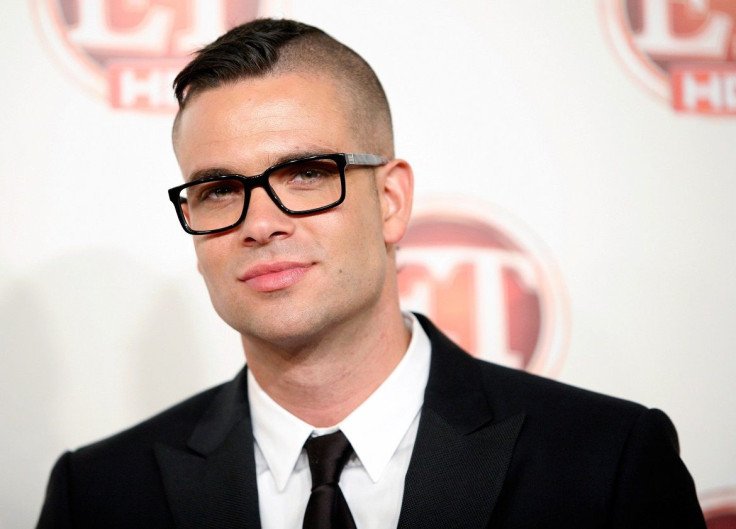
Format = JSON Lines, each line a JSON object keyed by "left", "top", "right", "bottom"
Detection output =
{"left": 248, "top": 313, "right": 431, "bottom": 529}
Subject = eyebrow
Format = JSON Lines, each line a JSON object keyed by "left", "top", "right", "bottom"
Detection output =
{"left": 185, "top": 147, "right": 339, "bottom": 183}
{"left": 186, "top": 167, "right": 232, "bottom": 182}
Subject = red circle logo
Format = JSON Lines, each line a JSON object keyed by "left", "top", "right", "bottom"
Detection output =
{"left": 32, "top": 1, "right": 286, "bottom": 111}
{"left": 702, "top": 488, "right": 736, "bottom": 528}
{"left": 601, "top": 0, "right": 736, "bottom": 115}
{"left": 397, "top": 200, "right": 569, "bottom": 376}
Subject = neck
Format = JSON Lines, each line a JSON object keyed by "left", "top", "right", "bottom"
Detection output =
{"left": 243, "top": 304, "right": 410, "bottom": 427}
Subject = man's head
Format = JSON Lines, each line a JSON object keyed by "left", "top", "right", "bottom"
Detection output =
{"left": 173, "top": 18, "right": 394, "bottom": 158}
{"left": 171, "top": 19, "right": 413, "bottom": 353}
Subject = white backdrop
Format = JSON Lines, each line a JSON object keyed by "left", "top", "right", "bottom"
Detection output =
{"left": 2, "top": 1, "right": 735, "bottom": 527}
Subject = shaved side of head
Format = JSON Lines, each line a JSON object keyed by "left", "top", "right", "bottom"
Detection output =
{"left": 172, "top": 19, "right": 393, "bottom": 157}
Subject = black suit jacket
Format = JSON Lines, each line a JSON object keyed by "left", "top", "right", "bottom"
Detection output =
{"left": 37, "top": 315, "right": 706, "bottom": 528}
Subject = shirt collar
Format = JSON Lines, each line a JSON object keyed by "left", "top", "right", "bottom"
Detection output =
{"left": 339, "top": 313, "right": 430, "bottom": 482}
{"left": 248, "top": 312, "right": 431, "bottom": 490}
{"left": 248, "top": 369, "right": 313, "bottom": 491}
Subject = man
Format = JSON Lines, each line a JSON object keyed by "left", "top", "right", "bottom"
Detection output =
{"left": 37, "top": 18, "right": 706, "bottom": 529}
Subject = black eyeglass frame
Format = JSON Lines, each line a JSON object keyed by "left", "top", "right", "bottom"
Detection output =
{"left": 168, "top": 153, "right": 388, "bottom": 235}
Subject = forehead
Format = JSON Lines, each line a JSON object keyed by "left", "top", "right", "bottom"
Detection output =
{"left": 173, "top": 73, "right": 358, "bottom": 176}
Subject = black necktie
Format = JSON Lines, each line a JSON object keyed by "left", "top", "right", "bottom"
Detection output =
{"left": 303, "top": 430, "right": 357, "bottom": 529}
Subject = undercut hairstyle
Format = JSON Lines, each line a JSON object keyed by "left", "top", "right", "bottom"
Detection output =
{"left": 172, "top": 18, "right": 394, "bottom": 156}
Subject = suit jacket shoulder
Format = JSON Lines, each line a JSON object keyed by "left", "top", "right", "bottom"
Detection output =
{"left": 37, "top": 373, "right": 250, "bottom": 529}
{"left": 408, "top": 313, "right": 706, "bottom": 529}
{"left": 38, "top": 316, "right": 706, "bottom": 529}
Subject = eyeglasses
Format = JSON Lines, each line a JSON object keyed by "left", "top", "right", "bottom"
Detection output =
{"left": 168, "top": 153, "right": 388, "bottom": 235}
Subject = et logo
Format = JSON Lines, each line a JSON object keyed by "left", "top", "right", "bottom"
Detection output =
{"left": 397, "top": 201, "right": 569, "bottom": 377}
{"left": 601, "top": 0, "right": 736, "bottom": 115}
{"left": 701, "top": 488, "right": 736, "bottom": 529}
{"left": 32, "top": 1, "right": 286, "bottom": 111}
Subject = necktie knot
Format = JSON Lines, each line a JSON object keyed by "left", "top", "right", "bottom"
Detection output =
{"left": 304, "top": 430, "right": 353, "bottom": 489}
{"left": 303, "top": 430, "right": 357, "bottom": 529}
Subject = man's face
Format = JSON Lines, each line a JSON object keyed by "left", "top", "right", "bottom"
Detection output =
{"left": 173, "top": 73, "right": 399, "bottom": 351}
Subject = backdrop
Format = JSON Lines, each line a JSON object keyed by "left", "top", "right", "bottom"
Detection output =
{"left": 2, "top": 1, "right": 735, "bottom": 527}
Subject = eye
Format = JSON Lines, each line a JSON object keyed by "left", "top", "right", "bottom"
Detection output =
{"left": 201, "top": 184, "right": 234, "bottom": 200}
{"left": 290, "top": 166, "right": 327, "bottom": 183}
{"left": 281, "top": 160, "right": 339, "bottom": 186}
{"left": 209, "top": 185, "right": 235, "bottom": 198}
{"left": 188, "top": 180, "right": 243, "bottom": 205}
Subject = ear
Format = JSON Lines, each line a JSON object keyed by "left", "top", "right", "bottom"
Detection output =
{"left": 377, "top": 158, "right": 414, "bottom": 245}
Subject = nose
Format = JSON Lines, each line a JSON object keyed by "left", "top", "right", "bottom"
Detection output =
{"left": 237, "top": 186, "right": 295, "bottom": 245}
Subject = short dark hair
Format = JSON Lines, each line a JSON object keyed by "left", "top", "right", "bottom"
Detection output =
{"left": 173, "top": 18, "right": 393, "bottom": 155}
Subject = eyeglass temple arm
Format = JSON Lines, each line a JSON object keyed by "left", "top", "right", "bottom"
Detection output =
{"left": 346, "top": 153, "right": 390, "bottom": 166}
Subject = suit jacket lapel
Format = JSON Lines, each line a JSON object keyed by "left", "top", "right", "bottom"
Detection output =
{"left": 155, "top": 369, "right": 261, "bottom": 529}
{"left": 398, "top": 315, "right": 524, "bottom": 529}
{"left": 152, "top": 315, "right": 522, "bottom": 529}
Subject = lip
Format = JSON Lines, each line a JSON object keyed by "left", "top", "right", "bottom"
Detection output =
{"left": 238, "top": 261, "right": 313, "bottom": 292}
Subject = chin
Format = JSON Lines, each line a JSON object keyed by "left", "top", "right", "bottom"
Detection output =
{"left": 230, "top": 307, "right": 330, "bottom": 347}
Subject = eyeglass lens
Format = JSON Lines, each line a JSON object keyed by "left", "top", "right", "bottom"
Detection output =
{"left": 177, "top": 157, "right": 343, "bottom": 232}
